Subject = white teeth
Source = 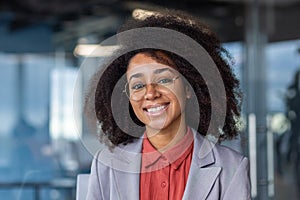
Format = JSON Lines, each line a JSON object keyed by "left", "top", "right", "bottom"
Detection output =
{"left": 147, "top": 105, "right": 167, "bottom": 113}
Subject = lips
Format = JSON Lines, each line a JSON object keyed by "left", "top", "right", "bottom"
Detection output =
{"left": 143, "top": 103, "right": 170, "bottom": 115}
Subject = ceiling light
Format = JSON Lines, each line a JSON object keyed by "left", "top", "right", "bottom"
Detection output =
{"left": 74, "top": 44, "right": 119, "bottom": 57}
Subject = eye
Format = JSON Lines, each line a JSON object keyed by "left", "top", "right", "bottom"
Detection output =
{"left": 131, "top": 83, "right": 145, "bottom": 91}
{"left": 157, "top": 78, "right": 173, "bottom": 84}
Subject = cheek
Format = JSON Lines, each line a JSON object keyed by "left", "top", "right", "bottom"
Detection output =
{"left": 173, "top": 98, "right": 186, "bottom": 114}
{"left": 170, "top": 91, "right": 187, "bottom": 112}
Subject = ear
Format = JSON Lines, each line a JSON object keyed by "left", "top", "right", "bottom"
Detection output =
{"left": 185, "top": 85, "right": 192, "bottom": 99}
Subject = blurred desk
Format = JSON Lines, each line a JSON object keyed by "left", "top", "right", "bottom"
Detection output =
{"left": 0, "top": 178, "right": 76, "bottom": 200}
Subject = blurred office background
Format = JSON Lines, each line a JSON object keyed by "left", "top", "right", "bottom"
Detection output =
{"left": 0, "top": 0, "right": 300, "bottom": 199}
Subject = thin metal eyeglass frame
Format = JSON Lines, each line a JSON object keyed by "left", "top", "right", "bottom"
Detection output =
{"left": 123, "top": 76, "right": 181, "bottom": 101}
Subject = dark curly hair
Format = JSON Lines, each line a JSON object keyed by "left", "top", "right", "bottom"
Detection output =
{"left": 84, "top": 9, "right": 241, "bottom": 148}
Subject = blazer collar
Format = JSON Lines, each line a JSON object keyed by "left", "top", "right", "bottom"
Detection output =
{"left": 103, "top": 128, "right": 217, "bottom": 167}
{"left": 98, "top": 138, "right": 143, "bottom": 200}
{"left": 98, "top": 137, "right": 143, "bottom": 173}
{"left": 99, "top": 128, "right": 221, "bottom": 200}
{"left": 182, "top": 129, "right": 221, "bottom": 200}
{"left": 191, "top": 128, "right": 216, "bottom": 168}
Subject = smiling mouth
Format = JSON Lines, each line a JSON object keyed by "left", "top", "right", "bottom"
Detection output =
{"left": 144, "top": 103, "right": 169, "bottom": 114}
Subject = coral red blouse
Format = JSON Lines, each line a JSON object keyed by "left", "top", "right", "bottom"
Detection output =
{"left": 140, "top": 127, "right": 194, "bottom": 200}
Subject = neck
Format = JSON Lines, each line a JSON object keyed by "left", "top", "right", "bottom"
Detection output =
{"left": 145, "top": 115, "right": 187, "bottom": 152}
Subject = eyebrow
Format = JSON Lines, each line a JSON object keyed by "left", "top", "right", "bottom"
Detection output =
{"left": 129, "top": 73, "right": 143, "bottom": 81}
{"left": 153, "top": 68, "right": 175, "bottom": 74}
{"left": 129, "top": 68, "right": 175, "bottom": 81}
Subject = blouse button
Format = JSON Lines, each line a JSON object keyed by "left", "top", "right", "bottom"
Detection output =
{"left": 161, "top": 156, "right": 167, "bottom": 161}
{"left": 161, "top": 181, "right": 167, "bottom": 188}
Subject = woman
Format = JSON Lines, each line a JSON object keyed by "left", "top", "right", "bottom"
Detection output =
{"left": 85, "top": 9, "right": 251, "bottom": 200}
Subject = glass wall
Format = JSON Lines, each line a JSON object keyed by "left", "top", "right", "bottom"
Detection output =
{"left": 266, "top": 39, "right": 300, "bottom": 199}
{"left": 0, "top": 53, "right": 79, "bottom": 199}
{"left": 0, "top": 0, "right": 299, "bottom": 199}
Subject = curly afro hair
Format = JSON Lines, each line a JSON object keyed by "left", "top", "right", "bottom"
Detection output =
{"left": 84, "top": 9, "right": 241, "bottom": 148}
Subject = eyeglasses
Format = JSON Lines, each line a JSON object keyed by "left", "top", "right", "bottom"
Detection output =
{"left": 123, "top": 75, "right": 180, "bottom": 101}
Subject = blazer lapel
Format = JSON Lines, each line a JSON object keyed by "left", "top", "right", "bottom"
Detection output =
{"left": 108, "top": 138, "right": 143, "bottom": 200}
{"left": 182, "top": 130, "right": 221, "bottom": 200}
{"left": 99, "top": 129, "right": 220, "bottom": 200}
{"left": 112, "top": 168, "right": 140, "bottom": 200}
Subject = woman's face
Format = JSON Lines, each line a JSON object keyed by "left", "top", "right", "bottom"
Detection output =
{"left": 126, "top": 53, "right": 191, "bottom": 133}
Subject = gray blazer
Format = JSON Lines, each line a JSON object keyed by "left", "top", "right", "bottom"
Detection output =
{"left": 86, "top": 129, "right": 251, "bottom": 200}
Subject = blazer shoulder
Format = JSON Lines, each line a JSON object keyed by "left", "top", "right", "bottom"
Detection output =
{"left": 192, "top": 128, "right": 247, "bottom": 167}
{"left": 213, "top": 142, "right": 247, "bottom": 167}
{"left": 209, "top": 143, "right": 250, "bottom": 199}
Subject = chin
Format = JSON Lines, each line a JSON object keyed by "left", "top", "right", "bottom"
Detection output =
{"left": 146, "top": 118, "right": 169, "bottom": 132}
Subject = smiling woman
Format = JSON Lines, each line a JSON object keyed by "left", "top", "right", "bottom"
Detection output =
{"left": 126, "top": 53, "right": 191, "bottom": 149}
{"left": 84, "top": 9, "right": 250, "bottom": 200}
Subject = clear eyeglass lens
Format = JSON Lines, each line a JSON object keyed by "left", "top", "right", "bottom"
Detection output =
{"left": 124, "top": 76, "right": 179, "bottom": 101}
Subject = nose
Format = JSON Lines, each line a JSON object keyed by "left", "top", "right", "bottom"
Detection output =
{"left": 144, "top": 83, "right": 160, "bottom": 100}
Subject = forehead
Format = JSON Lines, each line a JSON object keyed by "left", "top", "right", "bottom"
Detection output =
{"left": 127, "top": 52, "right": 177, "bottom": 74}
